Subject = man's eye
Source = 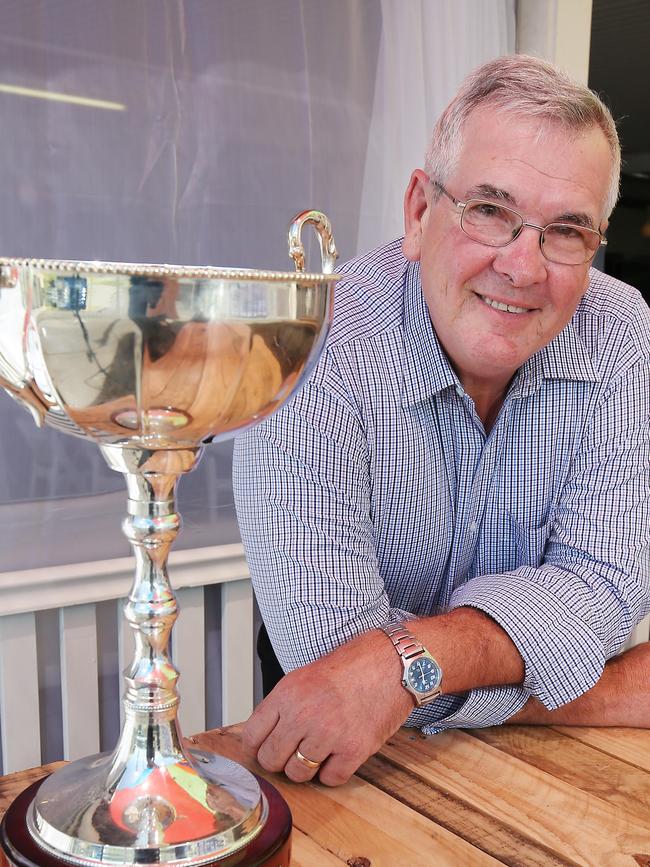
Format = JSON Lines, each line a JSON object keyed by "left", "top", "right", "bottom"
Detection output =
{"left": 469, "top": 202, "right": 510, "bottom": 222}
{"left": 546, "top": 223, "right": 583, "bottom": 239}
{"left": 475, "top": 203, "right": 501, "bottom": 218}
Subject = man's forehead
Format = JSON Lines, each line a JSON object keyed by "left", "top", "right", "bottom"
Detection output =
{"left": 458, "top": 107, "right": 609, "bottom": 164}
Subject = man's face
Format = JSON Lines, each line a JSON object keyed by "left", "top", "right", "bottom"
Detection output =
{"left": 403, "top": 110, "right": 612, "bottom": 393}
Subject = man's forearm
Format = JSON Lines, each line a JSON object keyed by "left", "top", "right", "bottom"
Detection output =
{"left": 405, "top": 606, "right": 525, "bottom": 695}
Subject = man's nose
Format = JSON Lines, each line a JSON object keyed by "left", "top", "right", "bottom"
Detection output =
{"left": 492, "top": 225, "right": 548, "bottom": 287}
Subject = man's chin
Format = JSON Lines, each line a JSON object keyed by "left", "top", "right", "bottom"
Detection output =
{"left": 458, "top": 342, "right": 532, "bottom": 387}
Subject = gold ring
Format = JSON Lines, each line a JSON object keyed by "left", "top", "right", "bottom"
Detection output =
{"left": 294, "top": 747, "right": 322, "bottom": 769}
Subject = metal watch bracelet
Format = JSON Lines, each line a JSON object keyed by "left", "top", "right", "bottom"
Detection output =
{"left": 381, "top": 622, "right": 428, "bottom": 660}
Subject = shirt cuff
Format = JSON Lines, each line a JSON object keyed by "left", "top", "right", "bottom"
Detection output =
{"left": 448, "top": 570, "right": 606, "bottom": 709}
{"left": 414, "top": 685, "right": 530, "bottom": 733}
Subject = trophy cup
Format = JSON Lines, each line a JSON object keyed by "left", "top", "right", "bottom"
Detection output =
{"left": 0, "top": 211, "right": 339, "bottom": 866}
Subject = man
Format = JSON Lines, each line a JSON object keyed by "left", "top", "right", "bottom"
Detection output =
{"left": 233, "top": 55, "right": 650, "bottom": 787}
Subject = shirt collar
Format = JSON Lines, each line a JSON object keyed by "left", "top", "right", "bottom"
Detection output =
{"left": 401, "top": 261, "right": 600, "bottom": 407}
{"left": 510, "top": 321, "right": 600, "bottom": 398}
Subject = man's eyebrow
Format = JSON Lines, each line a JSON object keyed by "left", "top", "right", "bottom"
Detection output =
{"left": 553, "top": 212, "right": 596, "bottom": 230}
{"left": 466, "top": 183, "right": 516, "bottom": 204}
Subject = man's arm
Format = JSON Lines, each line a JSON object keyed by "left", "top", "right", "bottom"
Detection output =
{"left": 233, "top": 349, "right": 389, "bottom": 672}
{"left": 242, "top": 606, "right": 524, "bottom": 786}
{"left": 507, "top": 642, "right": 650, "bottom": 727}
{"left": 446, "top": 360, "right": 650, "bottom": 713}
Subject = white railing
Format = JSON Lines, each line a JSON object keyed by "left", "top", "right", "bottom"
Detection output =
{"left": 0, "top": 544, "right": 253, "bottom": 774}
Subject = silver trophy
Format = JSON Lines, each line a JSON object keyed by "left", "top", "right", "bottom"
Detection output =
{"left": 0, "top": 211, "right": 338, "bottom": 866}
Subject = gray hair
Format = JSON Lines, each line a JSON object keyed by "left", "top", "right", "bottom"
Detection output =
{"left": 425, "top": 54, "right": 621, "bottom": 219}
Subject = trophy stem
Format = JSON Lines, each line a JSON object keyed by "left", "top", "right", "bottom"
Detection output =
{"left": 101, "top": 444, "right": 198, "bottom": 724}
{"left": 23, "top": 444, "right": 272, "bottom": 865}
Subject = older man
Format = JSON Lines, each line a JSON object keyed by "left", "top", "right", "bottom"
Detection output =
{"left": 233, "top": 55, "right": 650, "bottom": 786}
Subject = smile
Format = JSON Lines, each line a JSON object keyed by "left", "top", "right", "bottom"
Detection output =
{"left": 479, "top": 294, "right": 531, "bottom": 315}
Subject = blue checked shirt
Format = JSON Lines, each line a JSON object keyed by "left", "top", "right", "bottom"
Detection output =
{"left": 233, "top": 239, "right": 650, "bottom": 733}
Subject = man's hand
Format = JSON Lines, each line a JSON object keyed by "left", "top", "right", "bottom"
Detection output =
{"left": 241, "top": 629, "right": 413, "bottom": 786}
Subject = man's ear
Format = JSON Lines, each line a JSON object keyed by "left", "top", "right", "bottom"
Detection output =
{"left": 402, "top": 169, "right": 431, "bottom": 262}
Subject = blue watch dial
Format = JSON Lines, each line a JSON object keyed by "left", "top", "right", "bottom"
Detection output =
{"left": 406, "top": 656, "right": 441, "bottom": 693}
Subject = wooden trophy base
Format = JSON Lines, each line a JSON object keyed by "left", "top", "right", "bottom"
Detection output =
{"left": 1, "top": 776, "right": 291, "bottom": 867}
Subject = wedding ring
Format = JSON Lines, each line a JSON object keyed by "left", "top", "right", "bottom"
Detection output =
{"left": 294, "top": 747, "right": 322, "bottom": 769}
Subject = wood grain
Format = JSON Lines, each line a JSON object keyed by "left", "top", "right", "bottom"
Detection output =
{"left": 470, "top": 726, "right": 650, "bottom": 825}
{"left": 552, "top": 727, "right": 650, "bottom": 773}
{"left": 357, "top": 752, "right": 574, "bottom": 866}
{"left": 1, "top": 728, "right": 649, "bottom": 867}
{"left": 380, "top": 728, "right": 650, "bottom": 867}
{"left": 290, "top": 827, "right": 347, "bottom": 866}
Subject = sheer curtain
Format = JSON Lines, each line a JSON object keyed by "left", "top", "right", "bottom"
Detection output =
{"left": 358, "top": 0, "right": 515, "bottom": 251}
{"left": 0, "top": 0, "right": 515, "bottom": 573}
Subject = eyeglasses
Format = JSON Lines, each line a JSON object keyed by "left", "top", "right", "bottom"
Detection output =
{"left": 433, "top": 181, "right": 606, "bottom": 266}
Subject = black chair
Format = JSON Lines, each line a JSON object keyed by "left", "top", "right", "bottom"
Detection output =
{"left": 257, "top": 622, "right": 285, "bottom": 696}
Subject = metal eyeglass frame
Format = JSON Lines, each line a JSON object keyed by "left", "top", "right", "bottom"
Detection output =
{"left": 432, "top": 180, "right": 607, "bottom": 265}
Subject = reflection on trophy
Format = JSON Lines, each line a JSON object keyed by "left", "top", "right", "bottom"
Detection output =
{"left": 0, "top": 211, "right": 338, "bottom": 866}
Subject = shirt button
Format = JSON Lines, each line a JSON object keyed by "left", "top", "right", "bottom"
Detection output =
{"left": 455, "top": 386, "right": 464, "bottom": 397}
{"left": 469, "top": 521, "right": 479, "bottom": 532}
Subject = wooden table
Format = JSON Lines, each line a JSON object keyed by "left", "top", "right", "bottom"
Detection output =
{"left": 1, "top": 724, "right": 649, "bottom": 866}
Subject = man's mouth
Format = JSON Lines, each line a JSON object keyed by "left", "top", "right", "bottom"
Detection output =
{"left": 479, "top": 294, "right": 532, "bottom": 315}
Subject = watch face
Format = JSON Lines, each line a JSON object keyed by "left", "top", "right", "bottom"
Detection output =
{"left": 406, "top": 656, "right": 441, "bottom": 694}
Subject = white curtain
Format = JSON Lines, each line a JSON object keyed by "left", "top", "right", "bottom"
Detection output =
{"left": 357, "top": 0, "right": 515, "bottom": 251}
{"left": 0, "top": 0, "right": 515, "bottom": 573}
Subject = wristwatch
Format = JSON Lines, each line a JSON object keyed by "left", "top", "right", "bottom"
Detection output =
{"left": 381, "top": 622, "right": 443, "bottom": 707}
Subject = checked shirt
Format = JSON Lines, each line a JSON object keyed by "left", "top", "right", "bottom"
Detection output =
{"left": 233, "top": 239, "right": 650, "bottom": 732}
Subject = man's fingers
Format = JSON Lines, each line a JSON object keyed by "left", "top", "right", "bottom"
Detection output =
{"left": 240, "top": 701, "right": 280, "bottom": 759}
{"left": 284, "top": 747, "right": 364, "bottom": 787}
{"left": 282, "top": 741, "right": 330, "bottom": 783}
{"left": 255, "top": 719, "right": 306, "bottom": 772}
{"left": 316, "top": 752, "right": 362, "bottom": 788}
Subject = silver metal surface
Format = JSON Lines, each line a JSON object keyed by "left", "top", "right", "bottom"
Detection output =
{"left": 0, "top": 211, "right": 338, "bottom": 864}
{"left": 28, "top": 750, "right": 268, "bottom": 865}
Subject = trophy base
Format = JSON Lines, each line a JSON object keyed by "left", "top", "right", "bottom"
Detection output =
{"left": 1, "top": 778, "right": 292, "bottom": 867}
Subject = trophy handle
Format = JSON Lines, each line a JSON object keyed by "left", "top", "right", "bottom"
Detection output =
{"left": 288, "top": 209, "right": 338, "bottom": 274}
